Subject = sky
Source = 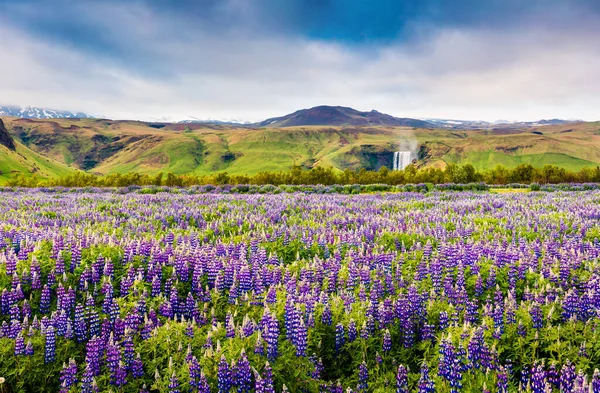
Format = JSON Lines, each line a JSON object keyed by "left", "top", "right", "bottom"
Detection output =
{"left": 0, "top": 0, "right": 599, "bottom": 122}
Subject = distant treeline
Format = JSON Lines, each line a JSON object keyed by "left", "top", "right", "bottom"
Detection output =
{"left": 7, "top": 163, "right": 600, "bottom": 187}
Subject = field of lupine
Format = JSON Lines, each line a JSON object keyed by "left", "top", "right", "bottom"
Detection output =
{"left": 2, "top": 189, "right": 600, "bottom": 392}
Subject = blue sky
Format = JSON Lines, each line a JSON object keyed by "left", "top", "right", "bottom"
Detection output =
{"left": 0, "top": 0, "right": 599, "bottom": 121}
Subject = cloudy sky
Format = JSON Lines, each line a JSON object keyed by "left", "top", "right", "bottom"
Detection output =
{"left": 0, "top": 0, "right": 599, "bottom": 122}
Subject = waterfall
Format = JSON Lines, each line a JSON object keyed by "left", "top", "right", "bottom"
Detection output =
{"left": 392, "top": 151, "right": 412, "bottom": 170}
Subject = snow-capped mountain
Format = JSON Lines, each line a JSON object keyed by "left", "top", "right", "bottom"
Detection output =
{"left": 178, "top": 118, "right": 252, "bottom": 126}
{"left": 424, "top": 118, "right": 580, "bottom": 129}
{"left": 0, "top": 106, "right": 93, "bottom": 119}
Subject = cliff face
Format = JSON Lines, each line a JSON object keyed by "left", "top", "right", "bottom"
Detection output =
{"left": 0, "top": 119, "right": 16, "bottom": 150}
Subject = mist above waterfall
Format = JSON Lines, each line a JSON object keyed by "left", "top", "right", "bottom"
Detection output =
{"left": 392, "top": 131, "right": 419, "bottom": 170}
{"left": 398, "top": 130, "right": 419, "bottom": 157}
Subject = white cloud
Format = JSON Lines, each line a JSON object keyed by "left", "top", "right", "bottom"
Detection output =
{"left": 0, "top": 3, "right": 599, "bottom": 122}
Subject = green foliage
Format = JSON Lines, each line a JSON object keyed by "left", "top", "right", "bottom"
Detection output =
{"left": 7, "top": 163, "right": 600, "bottom": 188}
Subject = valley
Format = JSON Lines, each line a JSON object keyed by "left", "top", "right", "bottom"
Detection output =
{"left": 1, "top": 108, "right": 600, "bottom": 183}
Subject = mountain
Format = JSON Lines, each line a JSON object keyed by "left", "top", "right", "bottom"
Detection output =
{"left": 536, "top": 119, "right": 577, "bottom": 125}
{"left": 0, "top": 106, "right": 93, "bottom": 119}
{"left": 425, "top": 118, "right": 581, "bottom": 129}
{"left": 254, "top": 106, "right": 434, "bottom": 128}
{"left": 0, "top": 119, "right": 16, "bottom": 151}
{"left": 179, "top": 119, "right": 251, "bottom": 127}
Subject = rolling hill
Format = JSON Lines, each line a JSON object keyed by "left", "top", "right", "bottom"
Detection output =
{"left": 0, "top": 107, "right": 599, "bottom": 183}
{"left": 0, "top": 119, "right": 75, "bottom": 183}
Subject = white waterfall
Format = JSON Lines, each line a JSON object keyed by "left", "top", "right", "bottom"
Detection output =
{"left": 392, "top": 151, "right": 412, "bottom": 170}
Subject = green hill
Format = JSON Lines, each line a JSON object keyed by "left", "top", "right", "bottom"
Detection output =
{"left": 1, "top": 116, "right": 600, "bottom": 184}
{"left": 0, "top": 142, "right": 75, "bottom": 183}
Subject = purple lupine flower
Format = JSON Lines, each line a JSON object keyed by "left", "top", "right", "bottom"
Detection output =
{"left": 560, "top": 360, "right": 576, "bottom": 392}
{"left": 520, "top": 364, "right": 530, "bottom": 389}
{"left": 169, "top": 372, "right": 180, "bottom": 393}
{"left": 59, "top": 358, "right": 78, "bottom": 391}
{"left": 189, "top": 355, "right": 201, "bottom": 392}
{"left": 151, "top": 275, "right": 161, "bottom": 297}
{"left": 80, "top": 364, "right": 96, "bottom": 393}
{"left": 226, "top": 314, "right": 236, "bottom": 339}
{"left": 254, "top": 374, "right": 264, "bottom": 393}
{"left": 592, "top": 369, "right": 600, "bottom": 393}
{"left": 348, "top": 319, "right": 357, "bottom": 342}
{"left": 21, "top": 299, "right": 31, "bottom": 320}
{"left": 40, "top": 285, "right": 51, "bottom": 315}
{"left": 265, "top": 286, "right": 277, "bottom": 304}
{"left": 263, "top": 311, "right": 279, "bottom": 361}
{"left": 44, "top": 325, "right": 56, "bottom": 363}
{"left": 562, "top": 289, "right": 579, "bottom": 321}
{"left": 547, "top": 362, "right": 559, "bottom": 388}
{"left": 141, "top": 317, "right": 154, "bottom": 340}
{"left": 497, "top": 366, "right": 509, "bottom": 393}
{"left": 85, "top": 336, "right": 102, "bottom": 376}
{"left": 530, "top": 363, "right": 547, "bottom": 393}
{"left": 396, "top": 364, "right": 408, "bottom": 393}
{"left": 517, "top": 320, "right": 526, "bottom": 337}
{"left": 284, "top": 299, "right": 298, "bottom": 342}
{"left": 467, "top": 328, "right": 492, "bottom": 370}
{"left": 113, "top": 361, "right": 127, "bottom": 387}
{"left": 438, "top": 335, "right": 461, "bottom": 393}
{"left": 234, "top": 350, "right": 253, "bottom": 393}
{"left": 218, "top": 355, "right": 232, "bottom": 393}
{"left": 132, "top": 353, "right": 144, "bottom": 378}
{"left": 262, "top": 362, "right": 275, "bottom": 393}
{"left": 295, "top": 317, "right": 308, "bottom": 357}
{"left": 186, "top": 322, "right": 194, "bottom": 338}
{"left": 241, "top": 315, "right": 255, "bottom": 338}
{"left": 309, "top": 354, "right": 324, "bottom": 379}
{"left": 322, "top": 305, "right": 332, "bottom": 325}
{"left": 14, "top": 332, "right": 25, "bottom": 356}
{"left": 25, "top": 339, "right": 34, "bottom": 356}
{"left": 106, "top": 338, "right": 126, "bottom": 386}
{"left": 357, "top": 361, "right": 368, "bottom": 392}
{"left": 123, "top": 333, "right": 135, "bottom": 371}
{"left": 360, "top": 321, "right": 369, "bottom": 339}
{"left": 418, "top": 363, "right": 435, "bottom": 393}
{"left": 383, "top": 329, "right": 392, "bottom": 352}
{"left": 254, "top": 331, "right": 265, "bottom": 355}
{"left": 74, "top": 304, "right": 87, "bottom": 343}
{"left": 530, "top": 302, "right": 543, "bottom": 329}
{"left": 439, "top": 311, "right": 449, "bottom": 330}
{"left": 197, "top": 371, "right": 211, "bottom": 393}
{"left": 575, "top": 370, "right": 586, "bottom": 393}
{"left": 421, "top": 323, "right": 435, "bottom": 341}
{"left": 335, "top": 323, "right": 345, "bottom": 352}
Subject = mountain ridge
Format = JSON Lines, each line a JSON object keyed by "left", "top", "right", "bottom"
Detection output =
{"left": 253, "top": 106, "right": 434, "bottom": 128}
{"left": 0, "top": 106, "right": 93, "bottom": 120}
{"left": 0, "top": 104, "right": 586, "bottom": 128}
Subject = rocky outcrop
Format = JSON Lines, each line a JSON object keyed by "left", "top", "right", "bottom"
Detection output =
{"left": 0, "top": 119, "right": 16, "bottom": 150}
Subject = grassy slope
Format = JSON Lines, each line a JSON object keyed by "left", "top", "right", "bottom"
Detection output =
{"left": 2, "top": 117, "right": 600, "bottom": 181}
{"left": 0, "top": 142, "right": 75, "bottom": 183}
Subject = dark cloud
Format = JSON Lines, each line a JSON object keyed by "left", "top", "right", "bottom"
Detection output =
{"left": 0, "top": 0, "right": 598, "bottom": 121}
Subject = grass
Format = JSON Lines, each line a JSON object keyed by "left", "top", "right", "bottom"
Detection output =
{"left": 0, "top": 142, "right": 75, "bottom": 183}
{"left": 443, "top": 151, "right": 598, "bottom": 172}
